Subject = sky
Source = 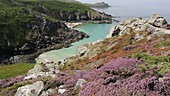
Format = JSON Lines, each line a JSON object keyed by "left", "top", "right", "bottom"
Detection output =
{"left": 77, "top": 0, "right": 110, "bottom": 3}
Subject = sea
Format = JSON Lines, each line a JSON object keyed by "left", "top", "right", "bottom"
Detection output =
{"left": 36, "top": 0, "right": 170, "bottom": 63}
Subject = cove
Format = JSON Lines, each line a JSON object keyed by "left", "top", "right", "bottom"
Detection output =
{"left": 36, "top": 23, "right": 116, "bottom": 63}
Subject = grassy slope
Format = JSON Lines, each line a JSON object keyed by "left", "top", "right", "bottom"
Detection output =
{"left": 0, "top": 63, "right": 35, "bottom": 79}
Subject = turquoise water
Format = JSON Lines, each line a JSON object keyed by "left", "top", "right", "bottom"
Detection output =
{"left": 37, "top": 0, "right": 170, "bottom": 63}
{"left": 36, "top": 23, "right": 114, "bottom": 63}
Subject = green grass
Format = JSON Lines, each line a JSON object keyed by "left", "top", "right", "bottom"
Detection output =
{"left": 129, "top": 52, "right": 170, "bottom": 75}
{"left": 0, "top": 63, "right": 35, "bottom": 79}
{"left": 154, "top": 40, "right": 170, "bottom": 48}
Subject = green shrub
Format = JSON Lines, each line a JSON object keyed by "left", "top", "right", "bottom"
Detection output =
{"left": 154, "top": 40, "right": 170, "bottom": 48}
{"left": 129, "top": 52, "right": 170, "bottom": 75}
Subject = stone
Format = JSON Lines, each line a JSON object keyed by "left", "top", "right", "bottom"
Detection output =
{"left": 40, "top": 88, "right": 58, "bottom": 96}
{"left": 24, "top": 63, "right": 59, "bottom": 80}
{"left": 135, "top": 24, "right": 148, "bottom": 32}
{"left": 106, "top": 26, "right": 121, "bottom": 38}
{"left": 27, "top": 64, "right": 43, "bottom": 75}
{"left": 9, "top": 56, "right": 20, "bottom": 64}
{"left": 103, "top": 76, "right": 119, "bottom": 85}
{"left": 58, "top": 85, "right": 66, "bottom": 94}
{"left": 76, "top": 79, "right": 87, "bottom": 87}
{"left": 15, "top": 81, "right": 44, "bottom": 96}
{"left": 76, "top": 46, "right": 88, "bottom": 57}
{"left": 148, "top": 14, "right": 168, "bottom": 27}
{"left": 134, "top": 33, "right": 144, "bottom": 41}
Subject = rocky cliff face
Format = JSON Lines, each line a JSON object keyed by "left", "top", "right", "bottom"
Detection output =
{"left": 0, "top": 14, "right": 88, "bottom": 64}
{"left": 54, "top": 10, "right": 112, "bottom": 22}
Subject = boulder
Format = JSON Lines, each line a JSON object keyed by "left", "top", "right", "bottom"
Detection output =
{"left": 76, "top": 79, "right": 87, "bottom": 87}
{"left": 134, "top": 33, "right": 144, "bottom": 41}
{"left": 15, "top": 81, "right": 44, "bottom": 96}
{"left": 76, "top": 46, "right": 89, "bottom": 57}
{"left": 40, "top": 88, "right": 58, "bottom": 96}
{"left": 9, "top": 56, "right": 20, "bottom": 64}
{"left": 148, "top": 14, "right": 168, "bottom": 27}
{"left": 27, "top": 64, "right": 44, "bottom": 75}
{"left": 24, "top": 62, "right": 59, "bottom": 80}
{"left": 58, "top": 85, "right": 66, "bottom": 94}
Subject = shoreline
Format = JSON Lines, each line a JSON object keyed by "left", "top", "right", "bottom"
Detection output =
{"left": 65, "top": 22, "right": 83, "bottom": 28}
{"left": 65, "top": 19, "right": 114, "bottom": 28}
{"left": 0, "top": 20, "right": 113, "bottom": 65}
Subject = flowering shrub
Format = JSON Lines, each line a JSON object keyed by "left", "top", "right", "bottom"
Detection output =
{"left": 3, "top": 58, "right": 170, "bottom": 96}
{"left": 0, "top": 76, "right": 25, "bottom": 88}
{"left": 54, "top": 57, "right": 170, "bottom": 96}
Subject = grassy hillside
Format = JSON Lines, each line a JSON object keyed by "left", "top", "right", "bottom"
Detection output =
{"left": 0, "top": 63, "right": 35, "bottom": 79}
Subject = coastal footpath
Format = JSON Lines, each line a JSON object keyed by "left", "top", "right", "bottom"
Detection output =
{"left": 0, "top": 0, "right": 112, "bottom": 64}
{"left": 1, "top": 14, "right": 170, "bottom": 96}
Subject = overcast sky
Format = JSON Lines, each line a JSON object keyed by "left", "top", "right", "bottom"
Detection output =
{"left": 77, "top": 0, "right": 110, "bottom": 3}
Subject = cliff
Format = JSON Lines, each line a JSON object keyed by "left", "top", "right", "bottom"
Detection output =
{"left": 1, "top": 14, "right": 169, "bottom": 96}
{"left": 0, "top": 0, "right": 112, "bottom": 64}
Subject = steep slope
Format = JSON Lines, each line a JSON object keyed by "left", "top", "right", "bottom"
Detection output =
{"left": 1, "top": 14, "right": 170, "bottom": 96}
{"left": 0, "top": 0, "right": 112, "bottom": 64}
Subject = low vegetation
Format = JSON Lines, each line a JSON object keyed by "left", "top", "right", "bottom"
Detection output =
{"left": 0, "top": 63, "right": 35, "bottom": 79}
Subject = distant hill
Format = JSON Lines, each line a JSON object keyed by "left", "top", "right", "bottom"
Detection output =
{"left": 86, "top": 2, "right": 111, "bottom": 8}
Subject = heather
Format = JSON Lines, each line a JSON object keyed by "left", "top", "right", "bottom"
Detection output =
{"left": 52, "top": 15, "right": 170, "bottom": 96}
{"left": 0, "top": 76, "right": 51, "bottom": 96}
{"left": 1, "top": 56, "right": 170, "bottom": 95}
{"left": 45, "top": 57, "right": 170, "bottom": 96}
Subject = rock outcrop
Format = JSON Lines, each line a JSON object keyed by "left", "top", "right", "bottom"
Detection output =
{"left": 24, "top": 62, "right": 60, "bottom": 80}
{"left": 107, "top": 14, "right": 170, "bottom": 38}
{"left": 54, "top": 11, "right": 112, "bottom": 23}
{"left": 15, "top": 81, "right": 44, "bottom": 96}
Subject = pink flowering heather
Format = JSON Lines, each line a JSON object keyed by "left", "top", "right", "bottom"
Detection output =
{"left": 0, "top": 76, "right": 25, "bottom": 88}
{"left": 43, "top": 58, "right": 170, "bottom": 96}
